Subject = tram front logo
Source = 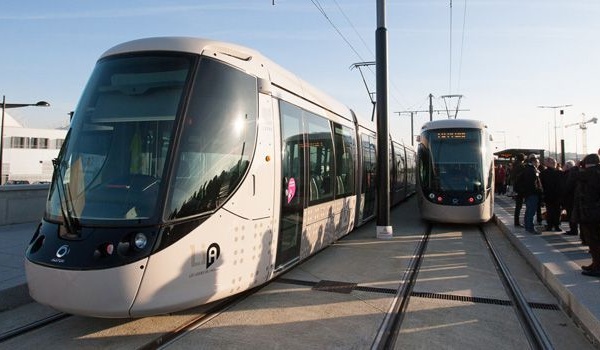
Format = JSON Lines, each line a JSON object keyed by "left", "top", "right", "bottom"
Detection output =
{"left": 190, "top": 243, "right": 221, "bottom": 270}
{"left": 206, "top": 243, "right": 220, "bottom": 269}
{"left": 52, "top": 244, "right": 70, "bottom": 263}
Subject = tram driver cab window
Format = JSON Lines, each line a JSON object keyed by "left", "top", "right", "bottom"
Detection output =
{"left": 166, "top": 57, "right": 258, "bottom": 220}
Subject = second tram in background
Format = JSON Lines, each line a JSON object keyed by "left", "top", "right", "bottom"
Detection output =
{"left": 416, "top": 119, "right": 494, "bottom": 223}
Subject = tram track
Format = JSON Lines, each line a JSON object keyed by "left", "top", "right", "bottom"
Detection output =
{"left": 371, "top": 223, "right": 558, "bottom": 350}
{"left": 371, "top": 224, "right": 432, "bottom": 349}
{"left": 137, "top": 288, "right": 258, "bottom": 350}
{"left": 479, "top": 225, "right": 554, "bottom": 350}
{"left": 0, "top": 312, "right": 71, "bottom": 343}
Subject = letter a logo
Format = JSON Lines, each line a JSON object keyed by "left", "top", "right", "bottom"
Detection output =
{"left": 206, "top": 243, "right": 220, "bottom": 269}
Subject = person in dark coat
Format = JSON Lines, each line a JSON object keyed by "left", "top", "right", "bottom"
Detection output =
{"left": 511, "top": 153, "right": 526, "bottom": 227}
{"left": 562, "top": 160, "right": 579, "bottom": 236}
{"left": 495, "top": 164, "right": 507, "bottom": 195}
{"left": 573, "top": 153, "right": 600, "bottom": 276}
{"left": 540, "top": 157, "right": 563, "bottom": 231}
{"left": 534, "top": 158, "right": 544, "bottom": 225}
{"left": 518, "top": 154, "right": 543, "bottom": 234}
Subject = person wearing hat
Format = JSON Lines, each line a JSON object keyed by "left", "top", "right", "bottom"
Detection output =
{"left": 519, "top": 154, "right": 543, "bottom": 234}
{"left": 573, "top": 153, "right": 600, "bottom": 276}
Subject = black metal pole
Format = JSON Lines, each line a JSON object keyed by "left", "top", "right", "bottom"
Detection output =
{"left": 429, "top": 93, "right": 433, "bottom": 121}
{"left": 376, "top": 0, "right": 391, "bottom": 238}
{"left": 410, "top": 112, "right": 414, "bottom": 146}
{"left": 560, "top": 139, "right": 565, "bottom": 167}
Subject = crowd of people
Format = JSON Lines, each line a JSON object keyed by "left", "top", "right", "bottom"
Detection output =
{"left": 495, "top": 149, "right": 600, "bottom": 277}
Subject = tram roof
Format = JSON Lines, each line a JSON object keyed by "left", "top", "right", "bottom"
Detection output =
{"left": 99, "top": 36, "right": 361, "bottom": 127}
{"left": 420, "top": 119, "right": 488, "bottom": 131}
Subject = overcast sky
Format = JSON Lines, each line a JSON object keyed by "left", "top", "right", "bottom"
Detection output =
{"left": 1, "top": 0, "right": 598, "bottom": 159}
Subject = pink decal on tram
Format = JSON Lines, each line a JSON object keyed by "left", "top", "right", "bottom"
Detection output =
{"left": 287, "top": 178, "right": 296, "bottom": 203}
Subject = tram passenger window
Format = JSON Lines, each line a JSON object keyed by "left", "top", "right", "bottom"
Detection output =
{"left": 280, "top": 102, "right": 304, "bottom": 207}
{"left": 333, "top": 124, "right": 356, "bottom": 197}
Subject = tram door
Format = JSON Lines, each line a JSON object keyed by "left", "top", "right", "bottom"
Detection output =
{"left": 277, "top": 102, "right": 305, "bottom": 268}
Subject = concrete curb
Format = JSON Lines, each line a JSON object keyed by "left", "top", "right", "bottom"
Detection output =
{"left": 493, "top": 209, "right": 600, "bottom": 346}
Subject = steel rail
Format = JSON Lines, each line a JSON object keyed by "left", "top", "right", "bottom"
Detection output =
{"left": 137, "top": 287, "right": 259, "bottom": 350}
{"left": 479, "top": 226, "right": 554, "bottom": 350}
{"left": 371, "top": 224, "right": 432, "bottom": 350}
{"left": 0, "top": 312, "right": 70, "bottom": 343}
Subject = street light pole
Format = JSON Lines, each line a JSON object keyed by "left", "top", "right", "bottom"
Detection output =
{"left": 537, "top": 104, "right": 572, "bottom": 159}
{"left": 0, "top": 96, "right": 50, "bottom": 184}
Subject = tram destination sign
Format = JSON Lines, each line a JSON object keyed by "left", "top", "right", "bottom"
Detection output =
{"left": 435, "top": 131, "right": 467, "bottom": 139}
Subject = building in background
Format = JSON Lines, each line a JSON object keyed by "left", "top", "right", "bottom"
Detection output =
{"left": 1, "top": 112, "right": 67, "bottom": 184}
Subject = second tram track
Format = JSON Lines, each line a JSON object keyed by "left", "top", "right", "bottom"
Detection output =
{"left": 369, "top": 222, "right": 558, "bottom": 350}
{"left": 479, "top": 225, "right": 554, "bottom": 350}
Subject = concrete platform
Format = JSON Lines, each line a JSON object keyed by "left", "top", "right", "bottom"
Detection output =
{"left": 494, "top": 194, "right": 600, "bottom": 344}
{"left": 0, "top": 222, "right": 37, "bottom": 311}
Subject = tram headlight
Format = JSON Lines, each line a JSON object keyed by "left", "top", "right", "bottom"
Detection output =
{"left": 134, "top": 232, "right": 148, "bottom": 250}
{"left": 428, "top": 193, "right": 435, "bottom": 200}
{"left": 476, "top": 194, "right": 483, "bottom": 201}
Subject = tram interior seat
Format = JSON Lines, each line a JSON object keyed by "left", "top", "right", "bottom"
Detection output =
{"left": 310, "top": 177, "right": 320, "bottom": 201}
{"left": 336, "top": 175, "right": 344, "bottom": 195}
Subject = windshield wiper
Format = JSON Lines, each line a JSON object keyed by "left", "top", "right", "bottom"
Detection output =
{"left": 52, "top": 158, "right": 79, "bottom": 237}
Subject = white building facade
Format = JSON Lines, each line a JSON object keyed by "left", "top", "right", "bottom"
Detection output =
{"left": 1, "top": 112, "right": 67, "bottom": 184}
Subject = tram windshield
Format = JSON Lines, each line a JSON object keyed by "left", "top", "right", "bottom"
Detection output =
{"left": 46, "top": 53, "right": 258, "bottom": 226}
{"left": 419, "top": 128, "right": 483, "bottom": 192}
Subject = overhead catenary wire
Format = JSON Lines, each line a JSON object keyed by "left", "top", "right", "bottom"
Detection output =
{"left": 310, "top": 0, "right": 366, "bottom": 63}
{"left": 457, "top": 0, "right": 467, "bottom": 93}
{"left": 449, "top": 0, "right": 468, "bottom": 94}
{"left": 308, "top": 0, "right": 409, "bottom": 111}
{"left": 449, "top": 0, "right": 453, "bottom": 94}
{"left": 332, "top": 0, "right": 374, "bottom": 58}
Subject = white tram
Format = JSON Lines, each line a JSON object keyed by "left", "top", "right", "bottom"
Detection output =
{"left": 25, "top": 37, "right": 415, "bottom": 317}
{"left": 416, "top": 119, "right": 494, "bottom": 223}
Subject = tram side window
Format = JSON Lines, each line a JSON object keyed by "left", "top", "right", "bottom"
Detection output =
{"left": 406, "top": 151, "right": 416, "bottom": 186}
{"left": 393, "top": 143, "right": 405, "bottom": 190}
{"left": 418, "top": 144, "right": 432, "bottom": 190}
{"left": 280, "top": 101, "right": 304, "bottom": 208}
{"left": 166, "top": 58, "right": 258, "bottom": 220}
{"left": 333, "top": 123, "right": 356, "bottom": 197}
{"left": 361, "top": 134, "right": 377, "bottom": 189}
{"left": 306, "top": 112, "right": 334, "bottom": 204}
